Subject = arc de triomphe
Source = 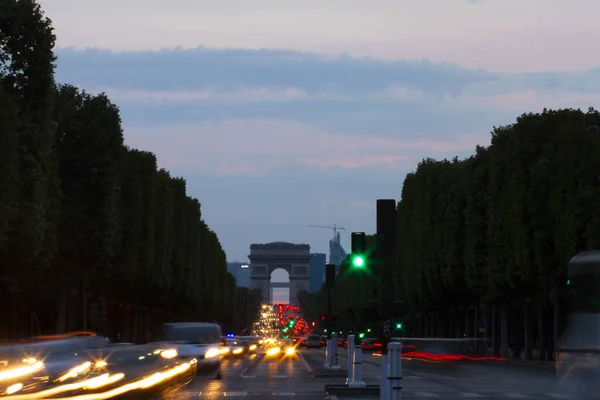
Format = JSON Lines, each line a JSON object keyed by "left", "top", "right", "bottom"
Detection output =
{"left": 249, "top": 242, "right": 311, "bottom": 305}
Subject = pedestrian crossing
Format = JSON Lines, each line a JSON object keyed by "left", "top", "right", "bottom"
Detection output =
{"left": 182, "top": 390, "right": 326, "bottom": 397}
{"left": 181, "top": 390, "right": 580, "bottom": 398}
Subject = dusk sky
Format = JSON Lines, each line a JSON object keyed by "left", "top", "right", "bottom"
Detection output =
{"left": 39, "top": 0, "right": 600, "bottom": 301}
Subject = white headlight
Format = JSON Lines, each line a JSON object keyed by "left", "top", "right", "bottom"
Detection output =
{"left": 161, "top": 349, "right": 178, "bottom": 359}
{"left": 205, "top": 348, "right": 220, "bottom": 358}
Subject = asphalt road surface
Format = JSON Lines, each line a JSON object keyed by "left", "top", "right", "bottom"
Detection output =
{"left": 302, "top": 346, "right": 579, "bottom": 399}
{"left": 156, "top": 352, "right": 327, "bottom": 399}
{"left": 150, "top": 347, "right": 588, "bottom": 399}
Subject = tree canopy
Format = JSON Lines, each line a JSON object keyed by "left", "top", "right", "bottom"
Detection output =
{"left": 301, "top": 108, "right": 600, "bottom": 361}
{"left": 0, "top": 0, "right": 259, "bottom": 340}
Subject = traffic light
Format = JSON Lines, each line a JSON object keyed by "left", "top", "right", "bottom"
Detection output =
{"left": 396, "top": 322, "right": 403, "bottom": 330}
{"left": 351, "top": 232, "right": 366, "bottom": 269}
{"left": 321, "top": 314, "right": 326, "bottom": 322}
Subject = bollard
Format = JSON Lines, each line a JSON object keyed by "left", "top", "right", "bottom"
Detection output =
{"left": 380, "top": 353, "right": 389, "bottom": 400}
{"left": 388, "top": 342, "right": 402, "bottom": 400}
{"left": 349, "top": 340, "right": 366, "bottom": 388}
{"left": 330, "top": 333, "right": 341, "bottom": 369}
{"left": 346, "top": 334, "right": 355, "bottom": 385}
{"left": 324, "top": 339, "right": 331, "bottom": 368}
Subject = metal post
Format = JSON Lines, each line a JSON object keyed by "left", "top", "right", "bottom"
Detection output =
{"left": 324, "top": 336, "right": 333, "bottom": 368}
{"left": 330, "top": 333, "right": 340, "bottom": 369}
{"left": 349, "top": 340, "right": 366, "bottom": 388}
{"left": 327, "top": 286, "right": 333, "bottom": 340}
{"left": 346, "top": 334, "right": 355, "bottom": 385}
{"left": 380, "top": 353, "right": 389, "bottom": 400}
{"left": 324, "top": 284, "right": 333, "bottom": 368}
{"left": 388, "top": 342, "right": 402, "bottom": 400}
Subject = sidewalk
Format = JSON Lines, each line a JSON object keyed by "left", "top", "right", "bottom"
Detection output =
{"left": 335, "top": 345, "right": 555, "bottom": 373}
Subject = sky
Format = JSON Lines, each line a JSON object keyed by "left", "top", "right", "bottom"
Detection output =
{"left": 39, "top": 0, "right": 600, "bottom": 302}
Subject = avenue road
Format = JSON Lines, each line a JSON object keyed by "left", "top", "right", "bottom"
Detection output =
{"left": 154, "top": 346, "right": 576, "bottom": 400}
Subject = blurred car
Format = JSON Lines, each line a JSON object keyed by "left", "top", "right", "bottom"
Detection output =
{"left": 265, "top": 338, "right": 296, "bottom": 357}
{"left": 162, "top": 322, "right": 223, "bottom": 379}
{"left": 361, "top": 338, "right": 377, "bottom": 351}
{"left": 304, "top": 335, "right": 322, "bottom": 349}
{"left": 225, "top": 338, "right": 247, "bottom": 357}
{"left": 238, "top": 337, "right": 258, "bottom": 353}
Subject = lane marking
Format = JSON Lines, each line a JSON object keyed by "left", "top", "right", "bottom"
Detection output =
{"left": 297, "top": 351, "right": 313, "bottom": 373}
{"left": 239, "top": 353, "right": 265, "bottom": 378}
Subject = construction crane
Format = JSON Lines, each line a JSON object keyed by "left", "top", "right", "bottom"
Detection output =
{"left": 306, "top": 224, "right": 346, "bottom": 240}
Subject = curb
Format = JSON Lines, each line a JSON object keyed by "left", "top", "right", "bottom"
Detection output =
{"left": 325, "top": 384, "right": 381, "bottom": 396}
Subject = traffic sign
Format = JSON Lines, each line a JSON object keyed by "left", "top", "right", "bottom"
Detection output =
{"left": 382, "top": 320, "right": 391, "bottom": 337}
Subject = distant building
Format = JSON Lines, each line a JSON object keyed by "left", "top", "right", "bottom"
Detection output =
{"left": 329, "top": 232, "right": 347, "bottom": 267}
{"left": 309, "top": 253, "right": 326, "bottom": 292}
{"left": 237, "top": 264, "right": 251, "bottom": 288}
{"left": 249, "top": 242, "right": 310, "bottom": 305}
{"left": 227, "top": 261, "right": 251, "bottom": 288}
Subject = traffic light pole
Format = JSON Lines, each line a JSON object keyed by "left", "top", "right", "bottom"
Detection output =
{"left": 327, "top": 285, "right": 332, "bottom": 340}
{"left": 355, "top": 273, "right": 362, "bottom": 346}
{"left": 376, "top": 199, "right": 396, "bottom": 356}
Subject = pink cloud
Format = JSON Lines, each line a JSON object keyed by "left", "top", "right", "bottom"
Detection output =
{"left": 94, "top": 87, "right": 308, "bottom": 103}
{"left": 124, "top": 119, "right": 489, "bottom": 175}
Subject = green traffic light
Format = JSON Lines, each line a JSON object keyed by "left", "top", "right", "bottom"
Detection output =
{"left": 352, "top": 255, "right": 365, "bottom": 267}
{"left": 359, "top": 333, "right": 365, "bottom": 338}
{"left": 396, "top": 323, "right": 402, "bottom": 330}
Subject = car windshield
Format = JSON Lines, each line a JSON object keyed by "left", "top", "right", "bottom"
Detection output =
{"left": 164, "top": 326, "right": 220, "bottom": 344}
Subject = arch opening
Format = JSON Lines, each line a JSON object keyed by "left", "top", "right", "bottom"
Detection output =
{"left": 270, "top": 268, "right": 290, "bottom": 304}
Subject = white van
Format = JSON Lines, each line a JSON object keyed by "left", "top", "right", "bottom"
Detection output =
{"left": 163, "top": 322, "right": 223, "bottom": 379}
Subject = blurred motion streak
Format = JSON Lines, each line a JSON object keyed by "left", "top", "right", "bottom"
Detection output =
{"left": 1, "top": 359, "right": 195, "bottom": 399}
{"left": 1, "top": 373, "right": 124, "bottom": 398}
{"left": 57, "top": 362, "right": 92, "bottom": 382}
{"left": 0, "top": 362, "right": 44, "bottom": 382}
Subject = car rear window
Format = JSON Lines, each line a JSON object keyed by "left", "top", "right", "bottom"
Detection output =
{"left": 309, "top": 335, "right": 320, "bottom": 340}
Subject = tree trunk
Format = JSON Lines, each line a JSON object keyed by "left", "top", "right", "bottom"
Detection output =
{"left": 56, "top": 290, "right": 67, "bottom": 334}
{"left": 537, "top": 298, "right": 545, "bottom": 361}
{"left": 500, "top": 304, "right": 509, "bottom": 357}
{"left": 524, "top": 302, "right": 532, "bottom": 360}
